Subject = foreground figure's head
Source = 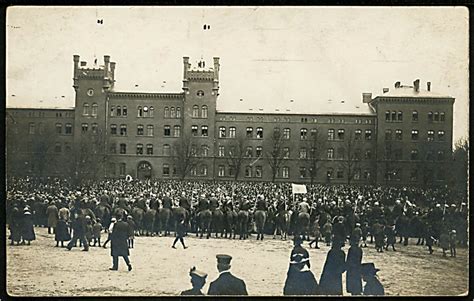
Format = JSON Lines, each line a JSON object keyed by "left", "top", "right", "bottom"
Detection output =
{"left": 216, "top": 254, "right": 232, "bottom": 272}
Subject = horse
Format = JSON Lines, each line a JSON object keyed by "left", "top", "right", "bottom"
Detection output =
{"left": 143, "top": 208, "right": 157, "bottom": 236}
{"left": 158, "top": 207, "right": 172, "bottom": 236}
{"left": 197, "top": 209, "right": 212, "bottom": 239}
{"left": 237, "top": 209, "right": 249, "bottom": 240}
{"left": 112, "top": 207, "right": 128, "bottom": 220}
{"left": 131, "top": 207, "right": 145, "bottom": 236}
{"left": 273, "top": 209, "right": 291, "bottom": 240}
{"left": 223, "top": 207, "right": 238, "bottom": 239}
{"left": 211, "top": 208, "right": 225, "bottom": 238}
{"left": 254, "top": 209, "right": 267, "bottom": 240}
{"left": 95, "top": 205, "right": 111, "bottom": 231}
{"left": 297, "top": 212, "right": 311, "bottom": 241}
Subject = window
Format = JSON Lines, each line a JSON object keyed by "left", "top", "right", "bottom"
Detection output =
{"left": 119, "top": 163, "right": 126, "bottom": 176}
{"left": 410, "top": 170, "right": 418, "bottom": 181}
{"left": 91, "top": 103, "right": 98, "bottom": 117}
{"left": 385, "top": 129, "right": 392, "bottom": 140}
{"left": 255, "top": 166, "right": 262, "bottom": 178}
{"left": 164, "top": 107, "right": 170, "bottom": 118}
{"left": 299, "top": 167, "right": 306, "bottom": 178}
{"left": 397, "top": 111, "right": 403, "bottom": 121}
{"left": 328, "top": 129, "right": 335, "bottom": 140}
{"left": 365, "top": 150, "right": 372, "bottom": 160}
{"left": 137, "top": 124, "right": 144, "bottom": 136}
{"left": 246, "top": 127, "right": 253, "bottom": 138}
{"left": 365, "top": 129, "right": 372, "bottom": 140}
{"left": 438, "top": 130, "right": 445, "bottom": 141}
{"left": 65, "top": 123, "right": 72, "bottom": 134}
{"left": 246, "top": 146, "right": 253, "bottom": 158}
{"left": 256, "top": 146, "right": 262, "bottom": 157}
{"left": 56, "top": 123, "right": 62, "bottom": 134}
{"left": 412, "top": 111, "right": 418, "bottom": 121}
{"left": 116, "top": 106, "right": 122, "bottom": 117}
{"left": 110, "top": 124, "right": 117, "bottom": 135}
{"left": 91, "top": 123, "right": 98, "bottom": 134}
{"left": 149, "top": 106, "right": 154, "bottom": 117}
{"left": 190, "top": 167, "right": 197, "bottom": 176}
{"left": 437, "top": 151, "right": 444, "bottom": 161}
{"left": 299, "top": 148, "right": 307, "bottom": 159}
{"left": 245, "top": 166, "right": 252, "bottom": 177}
{"left": 434, "top": 112, "right": 439, "bottom": 122}
{"left": 55, "top": 142, "right": 62, "bottom": 153}
{"left": 391, "top": 111, "right": 396, "bottom": 121}
{"left": 170, "top": 107, "right": 176, "bottom": 118}
{"left": 201, "top": 106, "right": 208, "bottom": 118}
{"left": 197, "top": 90, "right": 204, "bottom": 97}
{"left": 428, "top": 112, "right": 433, "bottom": 122}
{"left": 229, "top": 127, "right": 236, "bottom": 138}
{"left": 120, "top": 124, "right": 127, "bottom": 136}
{"left": 256, "top": 127, "right": 263, "bottom": 139}
{"left": 192, "top": 105, "right": 199, "bottom": 118}
{"left": 355, "top": 129, "right": 362, "bottom": 140}
{"left": 201, "top": 125, "right": 209, "bottom": 137}
{"left": 137, "top": 106, "right": 143, "bottom": 117}
{"left": 163, "top": 164, "right": 170, "bottom": 176}
{"left": 136, "top": 144, "right": 143, "bottom": 155}
{"left": 282, "top": 167, "right": 289, "bottom": 178}
{"left": 38, "top": 123, "right": 45, "bottom": 134}
{"left": 201, "top": 145, "right": 209, "bottom": 157}
{"left": 164, "top": 125, "right": 171, "bottom": 136}
{"left": 120, "top": 143, "right": 127, "bottom": 154}
{"left": 363, "top": 170, "right": 371, "bottom": 180}
{"left": 218, "top": 165, "right": 225, "bottom": 177}
{"left": 83, "top": 103, "right": 90, "bottom": 115}
{"left": 327, "top": 168, "right": 334, "bottom": 179}
{"left": 229, "top": 166, "right": 235, "bottom": 177}
{"left": 199, "top": 165, "right": 208, "bottom": 176}
{"left": 122, "top": 106, "right": 127, "bottom": 116}
{"left": 337, "top": 147, "right": 344, "bottom": 159}
{"left": 440, "top": 112, "right": 445, "bottom": 122}
{"left": 310, "top": 128, "right": 318, "bottom": 137}
{"left": 109, "top": 143, "right": 116, "bottom": 154}
{"left": 191, "top": 125, "right": 198, "bottom": 136}
{"left": 427, "top": 130, "right": 434, "bottom": 142}
{"left": 283, "top": 128, "right": 291, "bottom": 139}
{"left": 385, "top": 111, "right": 390, "bottom": 121}
{"left": 145, "top": 144, "right": 153, "bottom": 155}
{"left": 300, "top": 128, "right": 308, "bottom": 140}
{"left": 327, "top": 148, "right": 334, "bottom": 159}
{"left": 81, "top": 123, "right": 89, "bottom": 133}
{"left": 173, "top": 126, "right": 181, "bottom": 137}
{"left": 337, "top": 170, "right": 344, "bottom": 179}
{"left": 110, "top": 106, "right": 115, "bottom": 117}
{"left": 337, "top": 129, "right": 345, "bottom": 140}
{"left": 163, "top": 144, "right": 170, "bottom": 156}
{"left": 218, "top": 146, "right": 225, "bottom": 157}
{"left": 64, "top": 142, "right": 72, "bottom": 152}
{"left": 219, "top": 126, "right": 226, "bottom": 138}
{"left": 411, "top": 149, "right": 418, "bottom": 160}
{"left": 395, "top": 129, "right": 402, "bottom": 140}
{"left": 411, "top": 130, "right": 418, "bottom": 140}
{"left": 108, "top": 163, "right": 116, "bottom": 176}
{"left": 142, "top": 106, "right": 149, "bottom": 117}
{"left": 283, "top": 147, "right": 290, "bottom": 159}
{"left": 176, "top": 107, "right": 181, "bottom": 118}
{"left": 147, "top": 125, "right": 154, "bottom": 136}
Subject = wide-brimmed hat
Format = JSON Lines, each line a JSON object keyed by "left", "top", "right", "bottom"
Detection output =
{"left": 361, "top": 263, "right": 380, "bottom": 276}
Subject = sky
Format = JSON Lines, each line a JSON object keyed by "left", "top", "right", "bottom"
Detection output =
{"left": 6, "top": 6, "right": 469, "bottom": 142}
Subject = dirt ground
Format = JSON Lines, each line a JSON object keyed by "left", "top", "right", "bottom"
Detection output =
{"left": 6, "top": 227, "right": 468, "bottom": 296}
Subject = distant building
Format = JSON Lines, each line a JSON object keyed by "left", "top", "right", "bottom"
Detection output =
{"left": 6, "top": 55, "right": 455, "bottom": 185}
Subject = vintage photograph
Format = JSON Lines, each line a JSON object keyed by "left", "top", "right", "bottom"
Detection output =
{"left": 5, "top": 6, "right": 469, "bottom": 297}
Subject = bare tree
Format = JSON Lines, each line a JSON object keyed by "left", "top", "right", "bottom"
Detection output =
{"left": 226, "top": 135, "right": 247, "bottom": 180}
{"left": 448, "top": 138, "right": 468, "bottom": 194}
{"left": 172, "top": 134, "right": 200, "bottom": 179}
{"left": 29, "top": 125, "right": 58, "bottom": 177}
{"left": 305, "top": 130, "right": 326, "bottom": 185}
{"left": 75, "top": 128, "right": 108, "bottom": 181}
{"left": 338, "top": 131, "right": 361, "bottom": 185}
{"left": 265, "top": 129, "right": 286, "bottom": 183}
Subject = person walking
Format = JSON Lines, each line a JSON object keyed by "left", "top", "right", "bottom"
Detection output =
{"left": 102, "top": 217, "right": 117, "bottom": 248}
{"left": 109, "top": 215, "right": 132, "bottom": 271}
{"left": 172, "top": 217, "right": 188, "bottom": 249}
{"left": 66, "top": 212, "right": 89, "bottom": 251}
{"left": 46, "top": 201, "right": 59, "bottom": 234}
{"left": 208, "top": 254, "right": 248, "bottom": 295}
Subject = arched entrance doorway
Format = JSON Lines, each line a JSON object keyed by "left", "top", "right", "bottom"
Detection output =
{"left": 137, "top": 161, "right": 152, "bottom": 180}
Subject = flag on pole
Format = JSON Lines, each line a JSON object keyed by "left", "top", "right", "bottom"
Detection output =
{"left": 291, "top": 183, "right": 307, "bottom": 194}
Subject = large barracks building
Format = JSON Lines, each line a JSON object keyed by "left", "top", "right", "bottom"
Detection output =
{"left": 6, "top": 55, "right": 455, "bottom": 185}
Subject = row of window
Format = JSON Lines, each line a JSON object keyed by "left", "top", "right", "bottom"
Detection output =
{"left": 409, "top": 130, "right": 446, "bottom": 141}
{"left": 385, "top": 169, "right": 446, "bottom": 181}
{"left": 28, "top": 122, "right": 73, "bottom": 135}
{"left": 386, "top": 110, "right": 446, "bottom": 122}
{"left": 82, "top": 103, "right": 99, "bottom": 116}
{"left": 108, "top": 124, "right": 181, "bottom": 137}
{"left": 108, "top": 105, "right": 209, "bottom": 119}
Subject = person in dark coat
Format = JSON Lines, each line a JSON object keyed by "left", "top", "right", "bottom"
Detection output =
{"left": 384, "top": 223, "right": 397, "bottom": 251}
{"left": 425, "top": 225, "right": 435, "bottom": 254}
{"left": 361, "top": 263, "right": 384, "bottom": 296}
{"left": 21, "top": 210, "right": 36, "bottom": 245}
{"left": 9, "top": 206, "right": 23, "bottom": 245}
{"left": 127, "top": 216, "right": 135, "bottom": 249}
{"left": 332, "top": 216, "right": 346, "bottom": 247}
{"left": 66, "top": 212, "right": 89, "bottom": 251}
{"left": 283, "top": 253, "right": 320, "bottom": 295}
{"left": 290, "top": 236, "right": 310, "bottom": 268}
{"left": 322, "top": 220, "right": 332, "bottom": 246}
{"left": 172, "top": 217, "right": 187, "bottom": 249}
{"left": 319, "top": 241, "right": 346, "bottom": 295}
{"left": 110, "top": 216, "right": 132, "bottom": 271}
{"left": 55, "top": 217, "right": 71, "bottom": 247}
{"left": 180, "top": 267, "right": 207, "bottom": 296}
{"left": 208, "top": 254, "right": 248, "bottom": 295}
{"left": 449, "top": 230, "right": 457, "bottom": 257}
{"left": 92, "top": 218, "right": 103, "bottom": 247}
{"left": 361, "top": 221, "right": 369, "bottom": 247}
{"left": 346, "top": 241, "right": 363, "bottom": 295}
{"left": 308, "top": 218, "right": 321, "bottom": 249}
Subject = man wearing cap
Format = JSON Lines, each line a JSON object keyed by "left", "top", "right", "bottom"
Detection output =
{"left": 109, "top": 215, "right": 132, "bottom": 271}
{"left": 208, "top": 254, "right": 248, "bottom": 295}
{"left": 361, "top": 263, "right": 384, "bottom": 295}
{"left": 181, "top": 267, "right": 207, "bottom": 295}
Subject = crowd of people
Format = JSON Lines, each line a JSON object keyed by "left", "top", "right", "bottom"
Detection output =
{"left": 6, "top": 176, "right": 468, "bottom": 295}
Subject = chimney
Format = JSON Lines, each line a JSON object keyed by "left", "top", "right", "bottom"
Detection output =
{"left": 183, "top": 57, "right": 190, "bottom": 79}
{"left": 413, "top": 79, "right": 420, "bottom": 92}
{"left": 110, "top": 62, "right": 116, "bottom": 80}
{"left": 104, "top": 55, "right": 110, "bottom": 72}
{"left": 383, "top": 88, "right": 389, "bottom": 93}
{"left": 427, "top": 81, "right": 431, "bottom": 91}
{"left": 73, "top": 55, "right": 80, "bottom": 69}
{"left": 394, "top": 81, "right": 401, "bottom": 88}
{"left": 362, "top": 93, "right": 372, "bottom": 103}
{"left": 213, "top": 57, "right": 220, "bottom": 81}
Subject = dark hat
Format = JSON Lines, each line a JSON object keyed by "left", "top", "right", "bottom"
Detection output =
{"left": 293, "top": 235, "right": 303, "bottom": 245}
{"left": 189, "top": 266, "right": 207, "bottom": 279}
{"left": 216, "top": 254, "right": 232, "bottom": 265}
{"left": 361, "top": 263, "right": 380, "bottom": 276}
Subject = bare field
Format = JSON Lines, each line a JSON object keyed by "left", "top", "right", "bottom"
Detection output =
{"left": 6, "top": 227, "right": 468, "bottom": 296}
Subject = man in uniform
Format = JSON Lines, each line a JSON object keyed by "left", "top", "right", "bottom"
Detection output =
{"left": 208, "top": 254, "right": 248, "bottom": 295}
{"left": 162, "top": 192, "right": 173, "bottom": 210}
{"left": 298, "top": 197, "right": 311, "bottom": 214}
{"left": 179, "top": 192, "right": 191, "bottom": 212}
{"left": 209, "top": 193, "right": 219, "bottom": 211}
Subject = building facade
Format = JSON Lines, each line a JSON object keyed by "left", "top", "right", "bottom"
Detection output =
{"left": 5, "top": 55, "right": 455, "bottom": 185}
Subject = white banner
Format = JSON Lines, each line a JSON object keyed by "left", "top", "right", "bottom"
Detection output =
{"left": 125, "top": 175, "right": 133, "bottom": 182}
{"left": 291, "top": 183, "right": 307, "bottom": 194}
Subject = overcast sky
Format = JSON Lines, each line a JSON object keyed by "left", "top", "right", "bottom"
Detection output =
{"left": 6, "top": 6, "right": 469, "bottom": 142}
